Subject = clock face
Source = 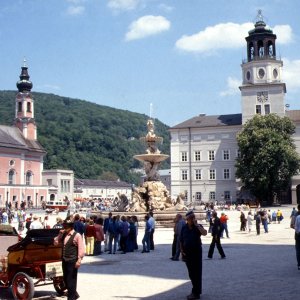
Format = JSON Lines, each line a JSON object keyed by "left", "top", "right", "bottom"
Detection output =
{"left": 257, "top": 91, "right": 268, "bottom": 103}
{"left": 258, "top": 68, "right": 265, "bottom": 79}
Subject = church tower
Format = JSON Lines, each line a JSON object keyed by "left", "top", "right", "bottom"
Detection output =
{"left": 15, "top": 60, "right": 37, "bottom": 140}
{"left": 240, "top": 10, "right": 286, "bottom": 124}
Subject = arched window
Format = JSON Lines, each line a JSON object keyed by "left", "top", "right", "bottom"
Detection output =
{"left": 257, "top": 40, "right": 264, "bottom": 58}
{"left": 27, "top": 102, "right": 31, "bottom": 112}
{"left": 268, "top": 41, "right": 274, "bottom": 57}
{"left": 18, "top": 102, "right": 22, "bottom": 112}
{"left": 8, "top": 170, "right": 15, "bottom": 185}
{"left": 50, "top": 194, "right": 55, "bottom": 201}
{"left": 248, "top": 42, "right": 254, "bottom": 61}
{"left": 26, "top": 171, "right": 33, "bottom": 185}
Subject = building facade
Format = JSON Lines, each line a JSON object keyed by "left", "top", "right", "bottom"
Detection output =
{"left": 0, "top": 63, "right": 48, "bottom": 208}
{"left": 74, "top": 178, "right": 132, "bottom": 201}
{"left": 170, "top": 15, "right": 300, "bottom": 205}
{"left": 42, "top": 169, "right": 74, "bottom": 203}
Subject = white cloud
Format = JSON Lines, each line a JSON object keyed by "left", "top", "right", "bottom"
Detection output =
{"left": 272, "top": 25, "right": 293, "bottom": 44}
{"left": 283, "top": 58, "right": 300, "bottom": 91}
{"left": 220, "top": 76, "right": 241, "bottom": 97}
{"left": 176, "top": 22, "right": 252, "bottom": 54}
{"left": 176, "top": 22, "right": 294, "bottom": 54}
{"left": 107, "top": 0, "right": 140, "bottom": 11}
{"left": 158, "top": 3, "right": 174, "bottom": 12}
{"left": 125, "top": 15, "right": 170, "bottom": 41}
{"left": 66, "top": 5, "right": 85, "bottom": 15}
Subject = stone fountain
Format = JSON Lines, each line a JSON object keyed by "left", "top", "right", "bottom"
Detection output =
{"left": 125, "top": 119, "right": 186, "bottom": 212}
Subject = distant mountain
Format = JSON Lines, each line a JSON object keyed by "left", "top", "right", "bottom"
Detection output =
{"left": 0, "top": 91, "right": 170, "bottom": 184}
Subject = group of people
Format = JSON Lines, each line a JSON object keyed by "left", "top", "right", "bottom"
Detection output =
{"left": 239, "top": 209, "right": 284, "bottom": 235}
{"left": 102, "top": 211, "right": 155, "bottom": 254}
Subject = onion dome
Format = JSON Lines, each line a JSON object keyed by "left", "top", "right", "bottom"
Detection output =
{"left": 16, "top": 60, "right": 33, "bottom": 92}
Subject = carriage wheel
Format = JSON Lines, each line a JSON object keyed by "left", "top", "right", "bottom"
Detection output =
{"left": 11, "top": 272, "right": 34, "bottom": 300}
{"left": 53, "top": 277, "right": 67, "bottom": 296}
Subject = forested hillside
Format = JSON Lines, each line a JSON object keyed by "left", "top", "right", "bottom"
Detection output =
{"left": 0, "top": 91, "right": 170, "bottom": 184}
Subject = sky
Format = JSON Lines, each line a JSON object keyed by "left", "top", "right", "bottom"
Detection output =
{"left": 0, "top": 0, "right": 299, "bottom": 126}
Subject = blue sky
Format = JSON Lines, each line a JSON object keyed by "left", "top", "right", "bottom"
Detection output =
{"left": 0, "top": 0, "right": 299, "bottom": 126}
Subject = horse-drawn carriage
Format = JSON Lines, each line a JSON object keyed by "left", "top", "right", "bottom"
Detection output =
{"left": 0, "top": 225, "right": 65, "bottom": 299}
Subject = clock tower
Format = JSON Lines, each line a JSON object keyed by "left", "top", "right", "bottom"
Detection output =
{"left": 240, "top": 10, "right": 286, "bottom": 124}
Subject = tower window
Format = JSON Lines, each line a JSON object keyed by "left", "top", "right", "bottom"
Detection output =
{"left": 27, "top": 102, "right": 31, "bottom": 112}
{"left": 265, "top": 104, "right": 270, "bottom": 114}
{"left": 256, "top": 105, "right": 262, "bottom": 114}
{"left": 18, "top": 102, "right": 22, "bottom": 112}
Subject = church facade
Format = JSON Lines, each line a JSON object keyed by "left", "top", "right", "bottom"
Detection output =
{"left": 170, "top": 16, "right": 300, "bottom": 205}
{"left": 0, "top": 63, "right": 48, "bottom": 208}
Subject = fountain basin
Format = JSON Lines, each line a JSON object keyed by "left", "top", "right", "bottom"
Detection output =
{"left": 134, "top": 153, "right": 169, "bottom": 163}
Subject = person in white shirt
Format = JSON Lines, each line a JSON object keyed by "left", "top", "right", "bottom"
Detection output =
{"left": 29, "top": 215, "right": 43, "bottom": 230}
{"left": 148, "top": 211, "right": 155, "bottom": 250}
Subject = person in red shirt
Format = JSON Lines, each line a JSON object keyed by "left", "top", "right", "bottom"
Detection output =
{"left": 220, "top": 212, "right": 230, "bottom": 238}
{"left": 85, "top": 219, "right": 97, "bottom": 256}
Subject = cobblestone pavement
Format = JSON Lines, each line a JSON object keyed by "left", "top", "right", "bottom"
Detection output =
{"left": 1, "top": 205, "right": 299, "bottom": 299}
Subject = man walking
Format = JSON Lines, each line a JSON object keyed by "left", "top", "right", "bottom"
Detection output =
{"left": 170, "top": 213, "right": 185, "bottom": 261}
{"left": 180, "top": 210, "right": 207, "bottom": 300}
{"left": 207, "top": 211, "right": 226, "bottom": 259}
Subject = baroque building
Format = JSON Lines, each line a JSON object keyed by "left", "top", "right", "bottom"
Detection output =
{"left": 0, "top": 62, "right": 48, "bottom": 208}
{"left": 170, "top": 14, "right": 300, "bottom": 205}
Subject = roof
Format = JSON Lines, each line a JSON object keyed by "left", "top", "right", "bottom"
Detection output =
{"left": 0, "top": 125, "right": 45, "bottom": 153}
{"left": 74, "top": 178, "right": 132, "bottom": 188}
{"left": 170, "top": 114, "right": 242, "bottom": 129}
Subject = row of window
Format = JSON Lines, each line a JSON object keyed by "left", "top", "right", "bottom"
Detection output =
{"left": 18, "top": 101, "right": 32, "bottom": 113}
{"left": 194, "top": 191, "right": 231, "bottom": 201}
{"left": 179, "top": 133, "right": 232, "bottom": 142}
{"left": 181, "top": 149, "right": 239, "bottom": 162}
{"left": 256, "top": 104, "right": 270, "bottom": 115}
{"left": 8, "top": 170, "right": 33, "bottom": 185}
{"left": 181, "top": 168, "right": 231, "bottom": 180}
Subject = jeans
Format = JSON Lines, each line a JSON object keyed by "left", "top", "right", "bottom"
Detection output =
{"left": 109, "top": 234, "right": 118, "bottom": 253}
{"left": 142, "top": 231, "right": 150, "bottom": 251}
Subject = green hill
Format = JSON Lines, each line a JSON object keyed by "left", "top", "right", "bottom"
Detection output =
{"left": 0, "top": 91, "right": 170, "bottom": 184}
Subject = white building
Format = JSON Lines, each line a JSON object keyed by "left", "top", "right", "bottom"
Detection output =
{"left": 73, "top": 179, "right": 132, "bottom": 201}
{"left": 42, "top": 169, "right": 74, "bottom": 202}
{"left": 170, "top": 15, "right": 300, "bottom": 205}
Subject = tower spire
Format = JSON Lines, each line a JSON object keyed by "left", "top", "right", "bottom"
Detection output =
{"left": 16, "top": 59, "right": 33, "bottom": 92}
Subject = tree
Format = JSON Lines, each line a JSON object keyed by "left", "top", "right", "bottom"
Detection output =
{"left": 236, "top": 114, "right": 300, "bottom": 205}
